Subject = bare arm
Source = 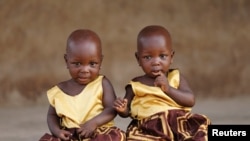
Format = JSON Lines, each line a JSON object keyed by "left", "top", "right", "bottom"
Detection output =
{"left": 47, "top": 105, "right": 61, "bottom": 134}
{"left": 91, "top": 76, "right": 117, "bottom": 125}
{"left": 113, "top": 84, "right": 135, "bottom": 118}
{"left": 47, "top": 105, "right": 72, "bottom": 140}
{"left": 155, "top": 73, "right": 195, "bottom": 107}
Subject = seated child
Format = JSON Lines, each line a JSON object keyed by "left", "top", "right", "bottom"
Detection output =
{"left": 40, "top": 29, "right": 125, "bottom": 141}
{"left": 113, "top": 25, "right": 211, "bottom": 141}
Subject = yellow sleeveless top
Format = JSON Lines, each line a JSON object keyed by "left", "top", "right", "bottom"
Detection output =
{"left": 129, "top": 69, "right": 191, "bottom": 120}
{"left": 47, "top": 75, "right": 114, "bottom": 128}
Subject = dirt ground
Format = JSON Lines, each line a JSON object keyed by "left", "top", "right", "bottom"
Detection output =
{"left": 1, "top": 95, "right": 250, "bottom": 141}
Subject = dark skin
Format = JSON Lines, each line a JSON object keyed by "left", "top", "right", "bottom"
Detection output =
{"left": 47, "top": 29, "right": 117, "bottom": 140}
{"left": 113, "top": 25, "right": 195, "bottom": 118}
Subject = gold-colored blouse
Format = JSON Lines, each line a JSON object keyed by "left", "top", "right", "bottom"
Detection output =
{"left": 47, "top": 75, "right": 114, "bottom": 128}
{"left": 129, "top": 69, "right": 191, "bottom": 120}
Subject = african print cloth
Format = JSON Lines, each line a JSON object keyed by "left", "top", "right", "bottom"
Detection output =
{"left": 126, "top": 110, "right": 210, "bottom": 141}
{"left": 39, "top": 126, "right": 126, "bottom": 141}
{"left": 126, "top": 69, "right": 211, "bottom": 140}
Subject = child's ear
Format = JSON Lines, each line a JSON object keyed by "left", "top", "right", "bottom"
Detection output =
{"left": 135, "top": 52, "right": 140, "bottom": 66}
{"left": 170, "top": 50, "right": 175, "bottom": 64}
{"left": 100, "top": 55, "right": 104, "bottom": 69}
{"left": 64, "top": 54, "right": 69, "bottom": 68}
{"left": 64, "top": 54, "right": 67, "bottom": 62}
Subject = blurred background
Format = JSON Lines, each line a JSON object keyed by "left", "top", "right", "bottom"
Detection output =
{"left": 0, "top": 0, "right": 249, "bottom": 140}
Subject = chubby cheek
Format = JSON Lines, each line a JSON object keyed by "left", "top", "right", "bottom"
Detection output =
{"left": 69, "top": 71, "right": 78, "bottom": 79}
{"left": 68, "top": 68, "right": 78, "bottom": 77}
{"left": 91, "top": 68, "right": 100, "bottom": 76}
{"left": 164, "top": 61, "right": 172, "bottom": 68}
{"left": 140, "top": 64, "right": 151, "bottom": 73}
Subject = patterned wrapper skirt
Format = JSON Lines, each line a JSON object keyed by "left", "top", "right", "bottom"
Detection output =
{"left": 126, "top": 109, "right": 211, "bottom": 141}
{"left": 39, "top": 126, "right": 126, "bottom": 141}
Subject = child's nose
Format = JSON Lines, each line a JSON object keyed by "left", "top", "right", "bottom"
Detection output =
{"left": 79, "top": 65, "right": 89, "bottom": 73}
{"left": 152, "top": 57, "right": 160, "bottom": 65}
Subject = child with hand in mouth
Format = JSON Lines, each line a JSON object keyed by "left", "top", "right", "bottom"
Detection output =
{"left": 113, "top": 25, "right": 211, "bottom": 141}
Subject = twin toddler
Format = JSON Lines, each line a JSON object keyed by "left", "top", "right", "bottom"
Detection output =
{"left": 39, "top": 25, "right": 211, "bottom": 141}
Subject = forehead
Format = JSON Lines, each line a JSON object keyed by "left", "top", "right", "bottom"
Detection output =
{"left": 138, "top": 34, "right": 171, "bottom": 52}
{"left": 66, "top": 29, "right": 101, "bottom": 51}
{"left": 67, "top": 39, "right": 101, "bottom": 56}
{"left": 140, "top": 35, "right": 166, "bottom": 46}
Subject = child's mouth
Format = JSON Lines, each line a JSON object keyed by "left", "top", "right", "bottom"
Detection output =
{"left": 152, "top": 70, "right": 161, "bottom": 76}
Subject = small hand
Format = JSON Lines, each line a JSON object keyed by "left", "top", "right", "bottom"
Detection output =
{"left": 56, "top": 129, "right": 72, "bottom": 141}
{"left": 113, "top": 97, "right": 128, "bottom": 113}
{"left": 77, "top": 121, "right": 97, "bottom": 139}
{"left": 154, "top": 72, "right": 170, "bottom": 93}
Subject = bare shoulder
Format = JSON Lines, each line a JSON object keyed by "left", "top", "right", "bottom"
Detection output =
{"left": 101, "top": 75, "right": 113, "bottom": 85}
{"left": 178, "top": 71, "right": 193, "bottom": 92}
{"left": 101, "top": 75, "right": 116, "bottom": 102}
{"left": 169, "top": 68, "right": 187, "bottom": 81}
{"left": 101, "top": 75, "right": 115, "bottom": 92}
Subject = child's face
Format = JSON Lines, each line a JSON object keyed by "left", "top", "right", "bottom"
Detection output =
{"left": 136, "top": 35, "right": 173, "bottom": 78}
{"left": 65, "top": 40, "right": 102, "bottom": 85}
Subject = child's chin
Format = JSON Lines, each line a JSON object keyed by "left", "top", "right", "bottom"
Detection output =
{"left": 147, "top": 74, "right": 158, "bottom": 78}
{"left": 77, "top": 79, "right": 90, "bottom": 85}
{"left": 151, "top": 72, "right": 161, "bottom": 77}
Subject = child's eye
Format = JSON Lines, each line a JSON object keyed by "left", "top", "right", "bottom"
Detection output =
{"left": 90, "top": 62, "right": 98, "bottom": 67}
{"left": 72, "top": 62, "right": 81, "bottom": 67}
{"left": 143, "top": 56, "right": 151, "bottom": 60}
{"left": 160, "top": 54, "right": 167, "bottom": 59}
